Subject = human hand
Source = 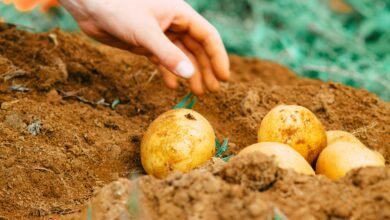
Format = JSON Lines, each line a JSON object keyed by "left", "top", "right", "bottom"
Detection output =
{"left": 59, "top": 0, "right": 230, "bottom": 95}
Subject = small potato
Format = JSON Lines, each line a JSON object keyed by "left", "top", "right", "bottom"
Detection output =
{"left": 240, "top": 142, "right": 315, "bottom": 175}
{"left": 258, "top": 105, "right": 327, "bottom": 164}
{"left": 326, "top": 130, "right": 365, "bottom": 147}
{"left": 141, "top": 109, "right": 215, "bottom": 178}
{"left": 316, "top": 141, "right": 385, "bottom": 180}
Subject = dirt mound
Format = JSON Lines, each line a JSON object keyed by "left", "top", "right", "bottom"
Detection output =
{"left": 0, "top": 24, "right": 389, "bottom": 219}
{"left": 66, "top": 154, "right": 277, "bottom": 220}
{"left": 67, "top": 153, "right": 390, "bottom": 220}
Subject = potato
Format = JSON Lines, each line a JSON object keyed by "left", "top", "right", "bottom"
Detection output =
{"left": 316, "top": 141, "right": 385, "bottom": 180}
{"left": 325, "top": 130, "right": 385, "bottom": 164}
{"left": 258, "top": 105, "right": 327, "bottom": 164}
{"left": 240, "top": 142, "right": 315, "bottom": 175}
{"left": 141, "top": 109, "right": 215, "bottom": 178}
{"left": 326, "top": 130, "right": 365, "bottom": 147}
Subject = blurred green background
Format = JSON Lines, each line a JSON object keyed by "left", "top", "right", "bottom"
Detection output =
{"left": 1, "top": 0, "right": 389, "bottom": 100}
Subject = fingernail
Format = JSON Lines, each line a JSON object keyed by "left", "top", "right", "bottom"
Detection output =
{"left": 175, "top": 60, "right": 194, "bottom": 78}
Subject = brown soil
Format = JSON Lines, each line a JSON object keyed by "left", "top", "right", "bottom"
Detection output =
{"left": 0, "top": 24, "right": 389, "bottom": 220}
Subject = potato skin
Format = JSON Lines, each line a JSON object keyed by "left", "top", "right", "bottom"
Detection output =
{"left": 141, "top": 109, "right": 215, "bottom": 178}
{"left": 258, "top": 105, "right": 327, "bottom": 164}
{"left": 326, "top": 130, "right": 365, "bottom": 147}
{"left": 240, "top": 142, "right": 315, "bottom": 175}
{"left": 316, "top": 141, "right": 385, "bottom": 180}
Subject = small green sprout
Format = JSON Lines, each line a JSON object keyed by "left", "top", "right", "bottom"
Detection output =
{"left": 173, "top": 93, "right": 197, "bottom": 109}
{"left": 86, "top": 207, "right": 93, "bottom": 220}
{"left": 111, "top": 99, "right": 121, "bottom": 109}
{"left": 215, "top": 138, "right": 233, "bottom": 162}
{"left": 127, "top": 173, "right": 140, "bottom": 218}
{"left": 127, "top": 189, "right": 140, "bottom": 217}
{"left": 274, "top": 207, "right": 289, "bottom": 220}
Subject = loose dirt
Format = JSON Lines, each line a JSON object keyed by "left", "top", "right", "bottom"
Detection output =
{"left": 0, "top": 24, "right": 389, "bottom": 219}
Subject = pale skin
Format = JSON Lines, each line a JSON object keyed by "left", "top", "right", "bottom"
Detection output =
{"left": 59, "top": 0, "right": 230, "bottom": 95}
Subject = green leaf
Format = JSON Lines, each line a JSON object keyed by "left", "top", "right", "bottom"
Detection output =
{"left": 111, "top": 99, "right": 120, "bottom": 109}
{"left": 87, "top": 207, "right": 93, "bottom": 220}
{"left": 273, "top": 207, "right": 289, "bottom": 220}
{"left": 215, "top": 138, "right": 231, "bottom": 158}
{"left": 215, "top": 138, "right": 221, "bottom": 148}
{"left": 186, "top": 96, "right": 197, "bottom": 109}
{"left": 222, "top": 155, "right": 233, "bottom": 162}
{"left": 173, "top": 93, "right": 197, "bottom": 109}
{"left": 127, "top": 183, "right": 140, "bottom": 217}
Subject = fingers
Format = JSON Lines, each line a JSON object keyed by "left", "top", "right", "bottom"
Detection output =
{"left": 158, "top": 65, "right": 178, "bottom": 89}
{"left": 174, "top": 41, "right": 204, "bottom": 96}
{"left": 152, "top": 34, "right": 220, "bottom": 94}
{"left": 182, "top": 35, "right": 220, "bottom": 92}
{"left": 177, "top": 3, "right": 230, "bottom": 81}
{"left": 137, "top": 21, "right": 195, "bottom": 79}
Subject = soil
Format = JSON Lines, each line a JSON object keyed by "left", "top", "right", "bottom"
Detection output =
{"left": 0, "top": 24, "right": 389, "bottom": 220}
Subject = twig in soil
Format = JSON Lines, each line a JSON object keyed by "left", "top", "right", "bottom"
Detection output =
{"left": 144, "top": 70, "right": 158, "bottom": 85}
{"left": 74, "top": 134, "right": 82, "bottom": 145}
{"left": 50, "top": 207, "right": 74, "bottom": 215}
{"left": 2, "top": 69, "right": 28, "bottom": 81}
{"left": 351, "top": 122, "right": 378, "bottom": 136}
{"left": 59, "top": 176, "right": 70, "bottom": 196}
{"left": 74, "top": 134, "right": 99, "bottom": 163}
{"left": 58, "top": 90, "right": 117, "bottom": 108}
{"left": 96, "top": 98, "right": 110, "bottom": 107}
{"left": 10, "top": 84, "right": 30, "bottom": 92}
{"left": 132, "top": 69, "right": 159, "bottom": 86}
{"left": 33, "top": 167, "right": 54, "bottom": 173}
{"left": 132, "top": 70, "right": 143, "bottom": 84}
{"left": 48, "top": 33, "right": 59, "bottom": 46}
{"left": 17, "top": 146, "right": 23, "bottom": 155}
{"left": 57, "top": 89, "right": 96, "bottom": 107}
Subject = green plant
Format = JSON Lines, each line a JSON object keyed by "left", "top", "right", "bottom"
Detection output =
{"left": 111, "top": 99, "right": 121, "bottom": 109}
{"left": 127, "top": 174, "right": 140, "bottom": 217}
{"left": 173, "top": 93, "right": 197, "bottom": 109}
{"left": 86, "top": 207, "right": 92, "bottom": 220}
{"left": 214, "top": 138, "right": 233, "bottom": 162}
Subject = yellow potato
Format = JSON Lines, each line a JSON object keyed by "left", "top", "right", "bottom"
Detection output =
{"left": 240, "top": 142, "right": 315, "bottom": 175}
{"left": 326, "top": 130, "right": 365, "bottom": 147}
{"left": 325, "top": 130, "right": 385, "bottom": 163}
{"left": 141, "top": 108, "right": 215, "bottom": 178}
{"left": 258, "top": 105, "right": 327, "bottom": 164}
{"left": 316, "top": 141, "right": 385, "bottom": 180}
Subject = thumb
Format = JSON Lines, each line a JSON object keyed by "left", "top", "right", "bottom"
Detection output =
{"left": 138, "top": 24, "right": 194, "bottom": 79}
